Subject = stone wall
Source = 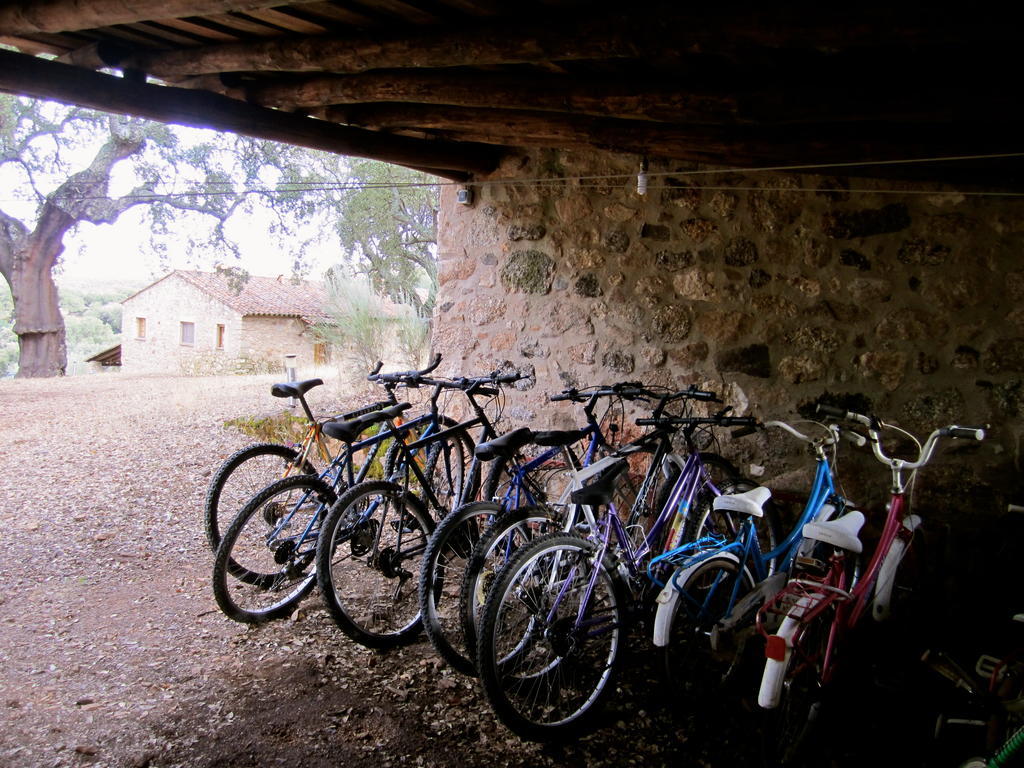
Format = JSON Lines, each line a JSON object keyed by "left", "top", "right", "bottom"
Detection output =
{"left": 433, "top": 149, "right": 1024, "bottom": 519}
{"left": 122, "top": 274, "right": 243, "bottom": 374}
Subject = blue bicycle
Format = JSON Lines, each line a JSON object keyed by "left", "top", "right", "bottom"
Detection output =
{"left": 651, "top": 419, "right": 863, "bottom": 693}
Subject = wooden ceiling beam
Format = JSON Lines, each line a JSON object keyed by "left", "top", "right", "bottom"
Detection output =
{"left": 123, "top": 14, "right": 644, "bottom": 77}
{"left": 85, "top": 5, "right": 1024, "bottom": 79}
{"left": 0, "top": 1, "right": 290, "bottom": 34}
{"left": 0, "top": 50, "right": 502, "bottom": 179}
{"left": 246, "top": 70, "right": 738, "bottom": 124}
{"left": 323, "top": 102, "right": 1024, "bottom": 169}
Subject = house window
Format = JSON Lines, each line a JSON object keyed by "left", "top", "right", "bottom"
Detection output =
{"left": 135, "top": 317, "right": 146, "bottom": 339}
{"left": 180, "top": 321, "right": 195, "bottom": 346}
{"left": 216, "top": 324, "right": 226, "bottom": 349}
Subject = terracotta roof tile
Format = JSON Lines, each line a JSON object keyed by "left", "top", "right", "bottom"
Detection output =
{"left": 173, "top": 270, "right": 328, "bottom": 321}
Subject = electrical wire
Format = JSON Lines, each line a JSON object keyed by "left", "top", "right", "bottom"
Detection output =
{"left": 3, "top": 150, "right": 1024, "bottom": 203}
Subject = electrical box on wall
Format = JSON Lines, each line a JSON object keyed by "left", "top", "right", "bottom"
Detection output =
{"left": 456, "top": 187, "right": 474, "bottom": 206}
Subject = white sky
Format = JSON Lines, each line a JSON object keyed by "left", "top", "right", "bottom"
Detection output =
{"left": 59, "top": 207, "right": 339, "bottom": 284}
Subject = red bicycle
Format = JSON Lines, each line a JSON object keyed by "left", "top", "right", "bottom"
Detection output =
{"left": 756, "top": 405, "right": 985, "bottom": 763}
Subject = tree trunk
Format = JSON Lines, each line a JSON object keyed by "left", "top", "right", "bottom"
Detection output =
{"left": 8, "top": 209, "right": 71, "bottom": 378}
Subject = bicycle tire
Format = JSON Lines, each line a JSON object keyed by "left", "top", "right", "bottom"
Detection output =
{"left": 418, "top": 501, "right": 502, "bottom": 676}
{"left": 211, "top": 474, "right": 336, "bottom": 624}
{"left": 204, "top": 442, "right": 316, "bottom": 551}
{"left": 459, "top": 503, "right": 562, "bottom": 666}
{"left": 686, "top": 453, "right": 781, "bottom": 560}
{"left": 384, "top": 421, "right": 476, "bottom": 517}
{"left": 771, "top": 607, "right": 832, "bottom": 765}
{"left": 663, "top": 555, "right": 757, "bottom": 691}
{"left": 316, "top": 480, "right": 433, "bottom": 649}
{"left": 476, "top": 532, "right": 628, "bottom": 741}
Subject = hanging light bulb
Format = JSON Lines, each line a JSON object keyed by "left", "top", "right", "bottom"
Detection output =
{"left": 637, "top": 157, "right": 649, "bottom": 196}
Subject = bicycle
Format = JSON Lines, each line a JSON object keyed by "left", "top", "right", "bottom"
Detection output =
{"left": 651, "top": 419, "right": 862, "bottom": 694}
{"left": 210, "top": 356, "right": 492, "bottom": 624}
{"left": 474, "top": 407, "right": 769, "bottom": 740}
{"left": 203, "top": 375, "right": 394, "bottom": 551}
{"left": 925, "top": 611, "right": 1024, "bottom": 767}
{"left": 314, "top": 368, "right": 524, "bottom": 649}
{"left": 211, "top": 401, "right": 415, "bottom": 623}
{"left": 419, "top": 382, "right": 659, "bottom": 676}
{"left": 756, "top": 406, "right": 985, "bottom": 764}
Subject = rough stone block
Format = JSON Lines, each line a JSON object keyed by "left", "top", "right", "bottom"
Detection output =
{"left": 573, "top": 273, "right": 602, "bottom": 297}
{"left": 602, "top": 350, "right": 635, "bottom": 373}
{"left": 985, "top": 338, "right": 1024, "bottom": 374}
{"left": 822, "top": 204, "right": 911, "bottom": 239}
{"left": 724, "top": 238, "right": 759, "bottom": 267}
{"left": 897, "top": 239, "right": 950, "bottom": 266}
{"left": 500, "top": 250, "right": 554, "bottom": 294}
{"left": 778, "top": 355, "right": 826, "bottom": 384}
{"left": 716, "top": 344, "right": 771, "bottom": 378}
{"left": 655, "top": 250, "right": 696, "bottom": 271}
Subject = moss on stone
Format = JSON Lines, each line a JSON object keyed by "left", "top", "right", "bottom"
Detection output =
{"left": 500, "top": 250, "right": 554, "bottom": 294}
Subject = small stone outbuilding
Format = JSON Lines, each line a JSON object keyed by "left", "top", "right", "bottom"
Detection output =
{"left": 120, "top": 270, "right": 328, "bottom": 375}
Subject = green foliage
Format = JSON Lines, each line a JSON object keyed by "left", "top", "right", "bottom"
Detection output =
{"left": 313, "top": 277, "right": 393, "bottom": 375}
{"left": 223, "top": 411, "right": 309, "bottom": 442}
{"left": 330, "top": 159, "right": 438, "bottom": 317}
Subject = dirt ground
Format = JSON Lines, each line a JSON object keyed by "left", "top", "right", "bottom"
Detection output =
{"left": 0, "top": 373, "right": 952, "bottom": 768}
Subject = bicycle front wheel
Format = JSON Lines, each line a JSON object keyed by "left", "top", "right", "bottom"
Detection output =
{"left": 476, "top": 532, "right": 627, "bottom": 741}
{"left": 771, "top": 609, "right": 832, "bottom": 765}
{"left": 316, "top": 480, "right": 433, "bottom": 649}
{"left": 211, "top": 474, "right": 335, "bottom": 624}
{"left": 460, "top": 504, "right": 562, "bottom": 666}
{"left": 418, "top": 501, "right": 502, "bottom": 676}
{"left": 204, "top": 442, "right": 316, "bottom": 551}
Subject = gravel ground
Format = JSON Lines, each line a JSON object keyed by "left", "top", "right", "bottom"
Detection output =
{"left": 0, "top": 373, "right": 937, "bottom": 768}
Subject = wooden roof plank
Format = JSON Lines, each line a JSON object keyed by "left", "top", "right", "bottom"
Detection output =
{"left": 0, "top": 1, "right": 293, "bottom": 35}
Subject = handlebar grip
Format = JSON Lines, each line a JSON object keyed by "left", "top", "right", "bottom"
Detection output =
{"left": 688, "top": 388, "right": 721, "bottom": 402}
{"left": 367, "top": 361, "right": 384, "bottom": 379}
{"left": 636, "top": 418, "right": 657, "bottom": 426}
{"left": 550, "top": 393, "right": 573, "bottom": 402}
{"left": 946, "top": 425, "right": 986, "bottom": 441}
{"left": 475, "top": 386, "right": 499, "bottom": 397}
{"left": 842, "top": 429, "right": 868, "bottom": 448}
{"left": 495, "top": 373, "right": 522, "bottom": 383}
{"left": 816, "top": 404, "right": 848, "bottom": 419}
{"left": 731, "top": 424, "right": 759, "bottom": 438}
{"left": 422, "top": 352, "right": 442, "bottom": 374}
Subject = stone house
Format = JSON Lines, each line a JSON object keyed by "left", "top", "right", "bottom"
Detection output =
{"left": 120, "top": 270, "right": 328, "bottom": 375}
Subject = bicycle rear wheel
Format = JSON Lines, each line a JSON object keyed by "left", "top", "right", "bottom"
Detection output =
{"left": 204, "top": 442, "right": 316, "bottom": 551}
{"left": 316, "top": 480, "right": 433, "bottom": 649}
{"left": 664, "top": 555, "right": 757, "bottom": 691}
{"left": 212, "top": 475, "right": 335, "bottom": 624}
{"left": 476, "top": 532, "right": 627, "bottom": 741}
{"left": 418, "top": 501, "right": 502, "bottom": 675}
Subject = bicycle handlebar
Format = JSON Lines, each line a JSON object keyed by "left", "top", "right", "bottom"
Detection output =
{"left": 366, "top": 352, "right": 442, "bottom": 383}
{"left": 817, "top": 404, "right": 985, "bottom": 469}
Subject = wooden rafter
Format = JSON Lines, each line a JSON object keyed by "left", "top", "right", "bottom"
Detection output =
{"left": 245, "top": 70, "right": 739, "bottom": 124}
{"left": 0, "top": 1, "right": 289, "bottom": 34}
{"left": 323, "top": 103, "right": 1024, "bottom": 168}
{"left": 0, "top": 50, "right": 503, "bottom": 179}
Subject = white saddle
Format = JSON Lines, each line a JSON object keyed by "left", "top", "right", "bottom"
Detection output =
{"left": 801, "top": 510, "right": 865, "bottom": 554}
{"left": 711, "top": 485, "right": 771, "bottom": 518}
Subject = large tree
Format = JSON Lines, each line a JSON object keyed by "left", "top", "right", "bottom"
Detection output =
{"left": 0, "top": 95, "right": 336, "bottom": 377}
{"left": 331, "top": 158, "right": 438, "bottom": 317}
